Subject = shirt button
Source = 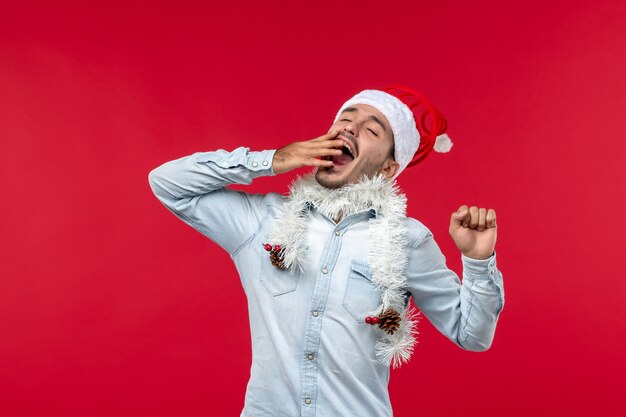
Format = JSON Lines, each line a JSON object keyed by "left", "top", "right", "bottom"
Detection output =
{"left": 262, "top": 161, "right": 269, "bottom": 166}
{"left": 490, "top": 270, "right": 495, "bottom": 275}
{"left": 312, "top": 311, "right": 319, "bottom": 317}
{"left": 307, "top": 353, "right": 315, "bottom": 360}
{"left": 335, "top": 230, "right": 341, "bottom": 236}
{"left": 252, "top": 162, "right": 258, "bottom": 167}
{"left": 304, "top": 398, "right": 311, "bottom": 405}
{"left": 322, "top": 268, "right": 328, "bottom": 274}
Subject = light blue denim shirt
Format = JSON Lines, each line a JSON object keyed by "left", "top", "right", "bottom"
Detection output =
{"left": 148, "top": 146, "right": 505, "bottom": 417}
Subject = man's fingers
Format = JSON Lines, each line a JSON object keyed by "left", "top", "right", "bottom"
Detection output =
{"left": 312, "top": 130, "right": 340, "bottom": 141}
{"left": 468, "top": 206, "right": 479, "bottom": 228}
{"left": 460, "top": 205, "right": 471, "bottom": 227}
{"left": 274, "top": 131, "right": 344, "bottom": 173}
{"left": 452, "top": 205, "right": 468, "bottom": 227}
{"left": 273, "top": 131, "right": 342, "bottom": 174}
{"left": 316, "top": 147, "right": 343, "bottom": 156}
{"left": 453, "top": 205, "right": 497, "bottom": 230}
{"left": 307, "top": 157, "right": 334, "bottom": 167}
{"left": 302, "top": 141, "right": 343, "bottom": 159}
{"left": 316, "top": 139, "right": 345, "bottom": 149}
{"left": 477, "top": 208, "right": 487, "bottom": 231}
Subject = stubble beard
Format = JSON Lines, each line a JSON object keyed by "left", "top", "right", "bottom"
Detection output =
{"left": 314, "top": 161, "right": 380, "bottom": 189}
{"left": 315, "top": 169, "right": 351, "bottom": 189}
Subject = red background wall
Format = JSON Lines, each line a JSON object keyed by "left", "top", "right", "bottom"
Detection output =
{"left": 1, "top": 1, "right": 625, "bottom": 416}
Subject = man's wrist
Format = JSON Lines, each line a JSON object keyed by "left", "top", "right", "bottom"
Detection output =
{"left": 461, "top": 250, "right": 498, "bottom": 278}
{"left": 461, "top": 250, "right": 495, "bottom": 260}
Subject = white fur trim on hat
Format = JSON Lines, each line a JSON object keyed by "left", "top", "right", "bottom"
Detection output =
{"left": 334, "top": 89, "right": 420, "bottom": 179}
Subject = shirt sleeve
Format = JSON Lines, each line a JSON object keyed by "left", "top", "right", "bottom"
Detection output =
{"left": 405, "top": 230, "right": 505, "bottom": 352}
{"left": 148, "top": 146, "right": 277, "bottom": 255}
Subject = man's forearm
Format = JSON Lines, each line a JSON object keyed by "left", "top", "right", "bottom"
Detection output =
{"left": 457, "top": 251, "right": 505, "bottom": 351}
{"left": 148, "top": 146, "right": 276, "bottom": 201}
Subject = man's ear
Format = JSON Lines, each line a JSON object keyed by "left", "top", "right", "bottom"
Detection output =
{"left": 378, "top": 158, "right": 400, "bottom": 180}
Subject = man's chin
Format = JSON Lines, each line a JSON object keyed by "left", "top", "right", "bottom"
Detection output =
{"left": 315, "top": 165, "right": 356, "bottom": 189}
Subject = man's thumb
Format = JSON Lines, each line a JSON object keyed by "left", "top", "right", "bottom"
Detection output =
{"left": 451, "top": 207, "right": 468, "bottom": 226}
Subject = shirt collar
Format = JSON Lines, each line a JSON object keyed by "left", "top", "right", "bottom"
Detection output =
{"left": 304, "top": 201, "right": 378, "bottom": 219}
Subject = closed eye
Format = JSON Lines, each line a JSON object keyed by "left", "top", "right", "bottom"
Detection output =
{"left": 340, "top": 118, "right": 378, "bottom": 136}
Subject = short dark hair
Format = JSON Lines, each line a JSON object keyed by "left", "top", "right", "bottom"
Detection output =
{"left": 388, "top": 132, "right": 395, "bottom": 160}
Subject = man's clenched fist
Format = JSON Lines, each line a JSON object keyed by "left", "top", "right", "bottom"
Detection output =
{"left": 272, "top": 130, "right": 345, "bottom": 175}
{"left": 449, "top": 205, "right": 498, "bottom": 260}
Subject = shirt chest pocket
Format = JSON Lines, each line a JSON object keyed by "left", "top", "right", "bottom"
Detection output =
{"left": 342, "top": 260, "right": 383, "bottom": 323}
{"left": 258, "top": 245, "right": 307, "bottom": 296}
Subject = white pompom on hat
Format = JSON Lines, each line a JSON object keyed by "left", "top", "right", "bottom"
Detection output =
{"left": 334, "top": 84, "right": 453, "bottom": 179}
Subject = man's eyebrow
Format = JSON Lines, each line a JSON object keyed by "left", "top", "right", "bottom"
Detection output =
{"left": 339, "top": 107, "right": 388, "bottom": 133}
{"left": 368, "top": 115, "right": 388, "bottom": 133}
{"left": 340, "top": 106, "right": 359, "bottom": 114}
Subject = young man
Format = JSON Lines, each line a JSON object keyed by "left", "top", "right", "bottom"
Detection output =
{"left": 148, "top": 85, "right": 505, "bottom": 417}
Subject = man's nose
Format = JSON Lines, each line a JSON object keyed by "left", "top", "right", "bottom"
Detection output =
{"left": 342, "top": 122, "right": 357, "bottom": 138}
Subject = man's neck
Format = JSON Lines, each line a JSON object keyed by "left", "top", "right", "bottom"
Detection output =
{"left": 333, "top": 210, "right": 344, "bottom": 224}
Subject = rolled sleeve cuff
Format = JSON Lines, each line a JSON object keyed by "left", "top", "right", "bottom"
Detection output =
{"left": 461, "top": 250, "right": 499, "bottom": 280}
{"left": 195, "top": 147, "right": 277, "bottom": 175}
{"left": 244, "top": 149, "right": 277, "bottom": 174}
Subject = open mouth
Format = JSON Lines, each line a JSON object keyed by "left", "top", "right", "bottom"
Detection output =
{"left": 322, "top": 137, "right": 356, "bottom": 167}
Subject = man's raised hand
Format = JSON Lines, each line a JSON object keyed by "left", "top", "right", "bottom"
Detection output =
{"left": 449, "top": 205, "right": 498, "bottom": 260}
{"left": 272, "top": 130, "right": 345, "bottom": 175}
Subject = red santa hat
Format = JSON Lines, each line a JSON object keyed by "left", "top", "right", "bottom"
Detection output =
{"left": 334, "top": 84, "right": 453, "bottom": 178}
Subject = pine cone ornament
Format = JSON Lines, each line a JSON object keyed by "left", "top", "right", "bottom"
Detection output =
{"left": 264, "top": 243, "right": 287, "bottom": 270}
{"left": 377, "top": 307, "right": 402, "bottom": 335}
